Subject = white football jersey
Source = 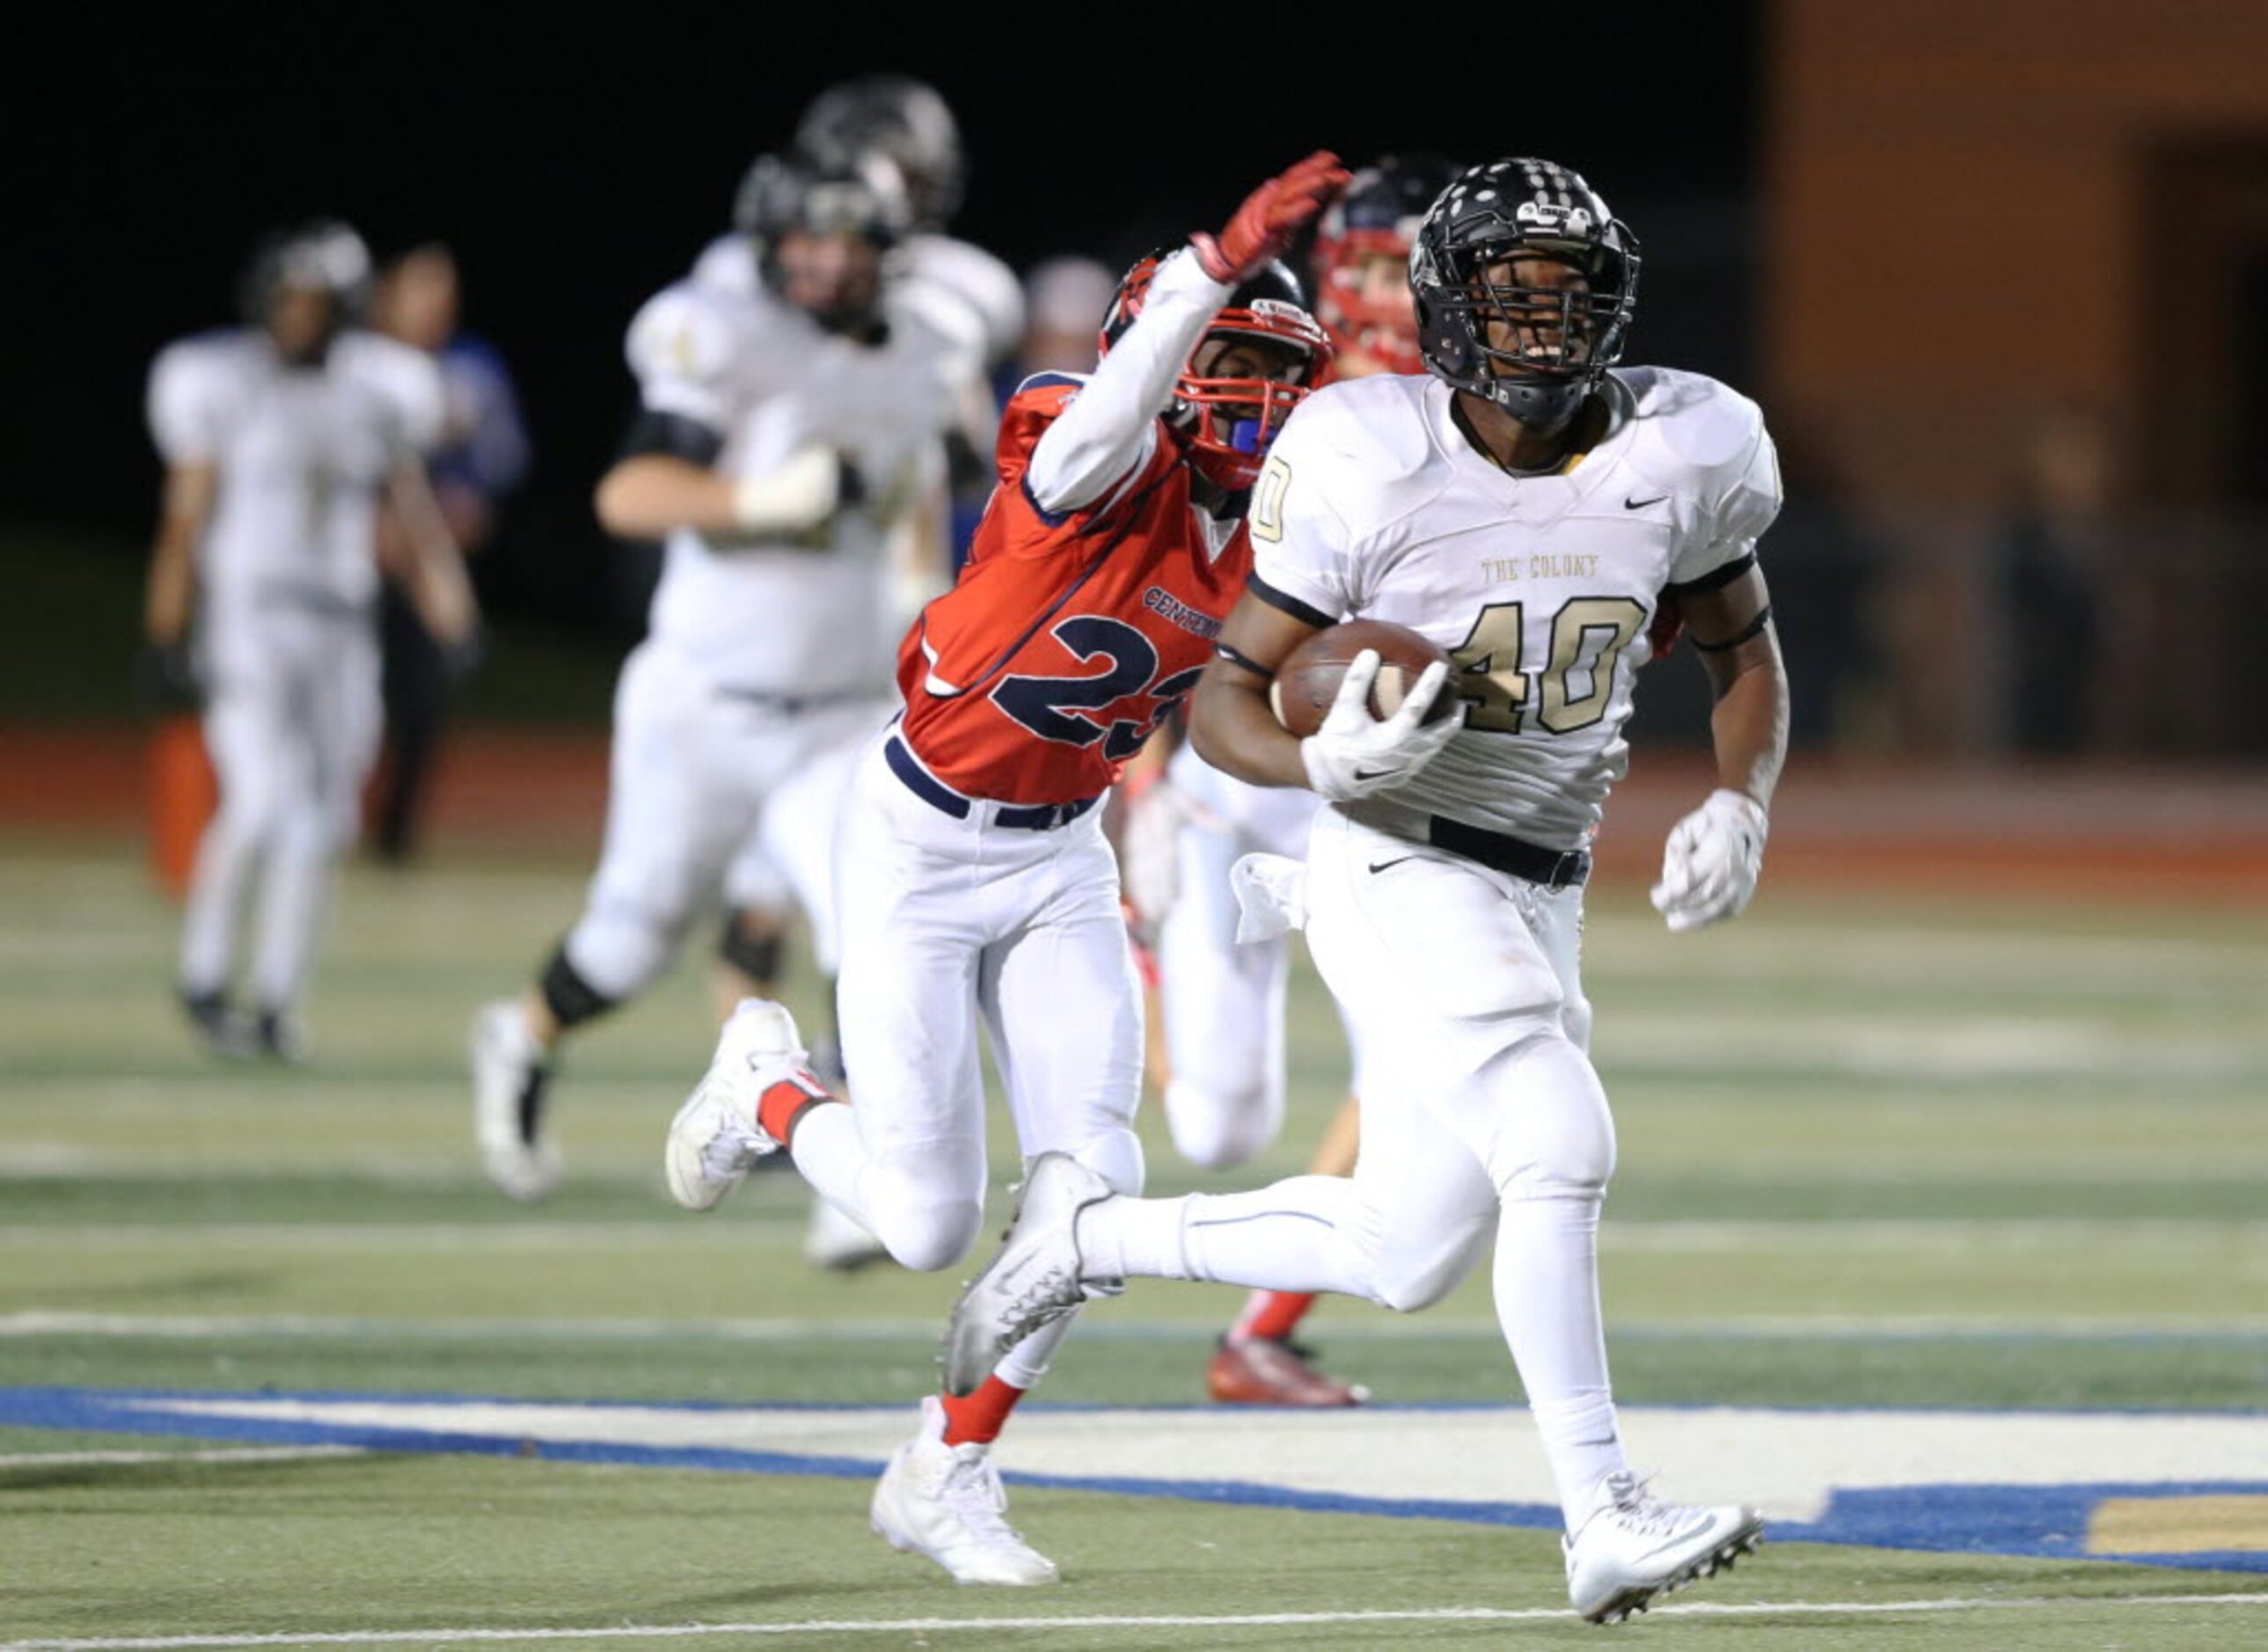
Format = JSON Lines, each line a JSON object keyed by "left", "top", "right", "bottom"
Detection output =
{"left": 146, "top": 328, "right": 444, "bottom": 619}
{"left": 625, "top": 274, "right": 979, "bottom": 694}
{"left": 1251, "top": 367, "right": 1781, "bottom": 851}
{"left": 690, "top": 230, "right": 1020, "bottom": 365}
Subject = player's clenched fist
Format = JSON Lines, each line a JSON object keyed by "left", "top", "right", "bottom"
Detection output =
{"left": 1192, "top": 150, "right": 1352, "bottom": 286}
{"left": 1650, "top": 788, "right": 1768, "bottom": 932}
{"left": 1299, "top": 648, "right": 1460, "bottom": 802}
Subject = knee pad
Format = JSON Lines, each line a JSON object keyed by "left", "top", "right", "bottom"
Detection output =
{"left": 540, "top": 943, "right": 622, "bottom": 1031}
{"left": 1162, "top": 1076, "right": 1278, "bottom": 1171}
{"left": 1066, "top": 1125, "right": 1145, "bottom": 1197}
{"left": 1487, "top": 1031, "right": 1616, "bottom": 1198}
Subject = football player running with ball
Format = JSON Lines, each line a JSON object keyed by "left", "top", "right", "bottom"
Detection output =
{"left": 1121, "top": 154, "right": 1463, "bottom": 1407}
{"left": 945, "top": 158, "right": 1787, "bottom": 1623}
{"left": 662, "top": 152, "right": 1354, "bottom": 1586}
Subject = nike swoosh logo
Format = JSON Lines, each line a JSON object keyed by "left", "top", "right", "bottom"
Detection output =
{"left": 1352, "top": 767, "right": 1394, "bottom": 782}
{"left": 1367, "top": 856, "right": 1419, "bottom": 874}
{"left": 1625, "top": 493, "right": 1668, "bottom": 510}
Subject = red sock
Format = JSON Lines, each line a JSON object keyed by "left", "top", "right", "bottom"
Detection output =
{"left": 1230, "top": 1290, "right": 1317, "bottom": 1344}
{"left": 755, "top": 1071, "right": 834, "bottom": 1146}
{"left": 940, "top": 1376, "right": 1027, "bottom": 1447}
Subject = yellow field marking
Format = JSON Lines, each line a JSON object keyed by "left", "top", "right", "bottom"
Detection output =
{"left": 2091, "top": 1495, "right": 2268, "bottom": 1553}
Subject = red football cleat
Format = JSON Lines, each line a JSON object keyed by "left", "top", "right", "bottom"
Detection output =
{"left": 1205, "top": 1336, "right": 1368, "bottom": 1407}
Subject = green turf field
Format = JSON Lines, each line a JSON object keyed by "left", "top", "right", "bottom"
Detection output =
{"left": 3, "top": 844, "right": 2264, "bottom": 1648}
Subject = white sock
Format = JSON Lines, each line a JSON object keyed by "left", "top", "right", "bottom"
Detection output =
{"left": 780, "top": 1099, "right": 871, "bottom": 1228}
{"left": 1078, "top": 1175, "right": 1367, "bottom": 1295}
{"left": 1495, "top": 1190, "right": 1628, "bottom": 1527}
{"left": 994, "top": 1304, "right": 1079, "bottom": 1391}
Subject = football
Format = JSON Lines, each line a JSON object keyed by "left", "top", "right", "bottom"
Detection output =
{"left": 1269, "top": 619, "right": 1458, "bottom": 737}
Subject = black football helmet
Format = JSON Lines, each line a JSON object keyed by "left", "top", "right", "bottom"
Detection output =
{"left": 1411, "top": 158, "right": 1640, "bottom": 428}
{"left": 733, "top": 150, "right": 911, "bottom": 332}
{"left": 1101, "top": 252, "right": 1332, "bottom": 492}
{"left": 794, "top": 74, "right": 965, "bottom": 230}
{"left": 1311, "top": 154, "right": 1463, "bottom": 375}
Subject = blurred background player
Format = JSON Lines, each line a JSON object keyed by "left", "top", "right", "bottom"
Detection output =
{"left": 697, "top": 76, "right": 1021, "bottom": 1267}
{"left": 690, "top": 79, "right": 1016, "bottom": 991}
{"left": 661, "top": 153, "right": 1349, "bottom": 1587}
{"left": 366, "top": 243, "right": 530, "bottom": 865}
{"left": 1119, "top": 155, "right": 1461, "bottom": 1406}
{"left": 944, "top": 156, "right": 1784, "bottom": 1623}
{"left": 1014, "top": 256, "right": 1118, "bottom": 379}
{"left": 469, "top": 152, "right": 981, "bottom": 1202}
{"left": 143, "top": 221, "right": 476, "bottom": 1057}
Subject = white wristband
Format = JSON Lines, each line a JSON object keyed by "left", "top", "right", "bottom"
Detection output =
{"left": 730, "top": 446, "right": 841, "bottom": 536}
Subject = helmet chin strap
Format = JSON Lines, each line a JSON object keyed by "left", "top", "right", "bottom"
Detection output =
{"left": 1484, "top": 370, "right": 1591, "bottom": 431}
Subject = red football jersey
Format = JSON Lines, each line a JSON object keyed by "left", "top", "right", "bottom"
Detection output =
{"left": 897, "top": 375, "right": 1253, "bottom": 806}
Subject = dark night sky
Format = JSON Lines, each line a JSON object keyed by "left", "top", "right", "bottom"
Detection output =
{"left": 11, "top": 8, "right": 1760, "bottom": 631}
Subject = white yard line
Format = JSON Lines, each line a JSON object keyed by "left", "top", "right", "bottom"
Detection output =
{"left": 5, "top": 1594, "right": 2268, "bottom": 1650}
{"left": 8, "top": 1309, "right": 2268, "bottom": 1341}
{"left": 0, "top": 1218, "right": 2261, "bottom": 1252}
{"left": 0, "top": 1446, "right": 366, "bottom": 1468}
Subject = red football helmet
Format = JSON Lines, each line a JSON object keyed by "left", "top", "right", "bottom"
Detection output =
{"left": 1101, "top": 252, "right": 1332, "bottom": 492}
{"left": 1310, "top": 155, "right": 1462, "bottom": 377}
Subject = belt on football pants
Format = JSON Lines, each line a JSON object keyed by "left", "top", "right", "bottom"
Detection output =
{"left": 1427, "top": 815, "right": 1592, "bottom": 889}
{"left": 884, "top": 735, "right": 1100, "bottom": 832}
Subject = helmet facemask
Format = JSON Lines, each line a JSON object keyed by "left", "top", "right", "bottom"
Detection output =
{"left": 1435, "top": 241, "right": 1634, "bottom": 426}
{"left": 737, "top": 154, "right": 910, "bottom": 335}
{"left": 1099, "top": 254, "right": 1333, "bottom": 493}
{"left": 1175, "top": 315, "right": 1328, "bottom": 491}
{"left": 1412, "top": 159, "right": 1641, "bottom": 429}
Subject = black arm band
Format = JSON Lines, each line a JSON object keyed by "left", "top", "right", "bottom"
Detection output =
{"left": 1691, "top": 604, "right": 1774, "bottom": 653}
{"left": 618, "top": 408, "right": 725, "bottom": 468}
{"left": 1246, "top": 574, "right": 1337, "bottom": 631}
{"left": 1664, "top": 550, "right": 1758, "bottom": 598}
{"left": 1212, "top": 641, "right": 1273, "bottom": 678}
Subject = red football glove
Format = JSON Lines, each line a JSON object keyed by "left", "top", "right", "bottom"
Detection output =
{"left": 1191, "top": 150, "right": 1351, "bottom": 286}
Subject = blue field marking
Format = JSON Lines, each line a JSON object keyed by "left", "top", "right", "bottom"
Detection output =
{"left": 3, "top": 1387, "right": 2263, "bottom": 1574}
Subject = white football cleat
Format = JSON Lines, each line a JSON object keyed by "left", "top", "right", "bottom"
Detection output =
{"left": 805, "top": 1191, "right": 890, "bottom": 1271}
{"left": 868, "top": 1395, "right": 1058, "bottom": 1586}
{"left": 662, "top": 999, "right": 808, "bottom": 1212}
{"left": 941, "top": 1152, "right": 1123, "bottom": 1398}
{"left": 1562, "top": 1471, "right": 1763, "bottom": 1624}
{"left": 470, "top": 999, "right": 560, "bottom": 1202}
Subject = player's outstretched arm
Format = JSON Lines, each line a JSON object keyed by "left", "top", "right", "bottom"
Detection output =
{"left": 1651, "top": 564, "right": 1788, "bottom": 932}
{"left": 1025, "top": 152, "right": 1348, "bottom": 517}
{"left": 595, "top": 447, "right": 856, "bottom": 544}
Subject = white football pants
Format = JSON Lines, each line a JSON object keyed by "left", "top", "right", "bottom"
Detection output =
{"left": 787, "top": 733, "right": 1147, "bottom": 1280}
{"left": 1078, "top": 805, "right": 1627, "bottom": 1526}
{"left": 562, "top": 641, "right": 889, "bottom": 998}
{"left": 179, "top": 609, "right": 380, "bottom": 1012}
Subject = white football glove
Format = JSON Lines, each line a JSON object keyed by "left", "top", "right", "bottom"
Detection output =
{"left": 1118, "top": 779, "right": 1186, "bottom": 925}
{"left": 1650, "top": 788, "right": 1769, "bottom": 932}
{"left": 1299, "top": 650, "right": 1459, "bottom": 802}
